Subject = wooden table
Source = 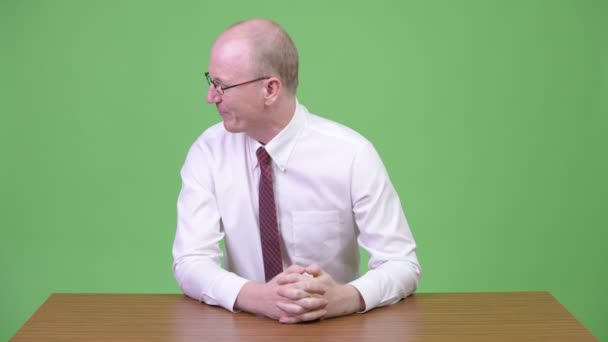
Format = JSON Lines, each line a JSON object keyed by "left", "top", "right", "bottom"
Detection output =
{"left": 11, "top": 292, "right": 597, "bottom": 341}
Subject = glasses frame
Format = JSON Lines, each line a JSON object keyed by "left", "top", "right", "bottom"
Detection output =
{"left": 205, "top": 72, "right": 271, "bottom": 95}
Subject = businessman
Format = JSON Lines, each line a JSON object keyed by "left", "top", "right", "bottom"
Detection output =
{"left": 172, "top": 18, "right": 421, "bottom": 323}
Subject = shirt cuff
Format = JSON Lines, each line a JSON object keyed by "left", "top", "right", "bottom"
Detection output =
{"left": 202, "top": 272, "right": 250, "bottom": 313}
{"left": 348, "top": 276, "right": 380, "bottom": 313}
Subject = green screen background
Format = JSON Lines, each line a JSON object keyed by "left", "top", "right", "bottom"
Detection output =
{"left": 1, "top": 1, "right": 606, "bottom": 340}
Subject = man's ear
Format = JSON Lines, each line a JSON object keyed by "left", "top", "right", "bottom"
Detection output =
{"left": 263, "top": 77, "right": 281, "bottom": 106}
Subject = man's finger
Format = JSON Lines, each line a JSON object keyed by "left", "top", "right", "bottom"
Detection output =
{"left": 284, "top": 265, "right": 306, "bottom": 274}
{"left": 276, "top": 272, "right": 305, "bottom": 285}
{"left": 296, "top": 308, "right": 327, "bottom": 322}
{"left": 279, "top": 315, "right": 301, "bottom": 324}
{"left": 276, "top": 301, "right": 307, "bottom": 315}
{"left": 304, "top": 263, "right": 323, "bottom": 277}
{"left": 295, "top": 296, "right": 328, "bottom": 311}
{"left": 276, "top": 285, "right": 315, "bottom": 300}
{"left": 294, "top": 279, "right": 326, "bottom": 295}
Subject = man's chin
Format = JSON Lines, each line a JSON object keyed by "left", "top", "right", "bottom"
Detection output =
{"left": 222, "top": 120, "right": 241, "bottom": 133}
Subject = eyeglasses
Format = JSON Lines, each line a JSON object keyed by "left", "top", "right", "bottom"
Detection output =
{"left": 205, "top": 72, "right": 270, "bottom": 95}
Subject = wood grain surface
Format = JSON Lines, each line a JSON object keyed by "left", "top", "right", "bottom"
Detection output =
{"left": 11, "top": 292, "right": 598, "bottom": 341}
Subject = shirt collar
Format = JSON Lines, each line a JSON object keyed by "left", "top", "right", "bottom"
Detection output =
{"left": 248, "top": 99, "right": 307, "bottom": 172}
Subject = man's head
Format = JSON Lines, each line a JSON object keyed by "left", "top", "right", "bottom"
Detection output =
{"left": 225, "top": 19, "right": 299, "bottom": 95}
{"left": 206, "top": 19, "right": 299, "bottom": 142}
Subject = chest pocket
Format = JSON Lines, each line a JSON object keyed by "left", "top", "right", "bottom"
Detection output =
{"left": 291, "top": 210, "right": 342, "bottom": 264}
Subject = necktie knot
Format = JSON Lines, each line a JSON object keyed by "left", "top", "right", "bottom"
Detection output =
{"left": 257, "top": 147, "right": 271, "bottom": 166}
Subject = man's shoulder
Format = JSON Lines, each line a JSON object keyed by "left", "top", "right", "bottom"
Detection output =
{"left": 193, "top": 121, "right": 243, "bottom": 147}
{"left": 304, "top": 111, "right": 371, "bottom": 148}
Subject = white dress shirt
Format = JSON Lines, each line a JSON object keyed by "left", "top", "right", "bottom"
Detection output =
{"left": 172, "top": 101, "right": 421, "bottom": 313}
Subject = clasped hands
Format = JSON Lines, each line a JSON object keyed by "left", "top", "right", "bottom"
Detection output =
{"left": 235, "top": 263, "right": 364, "bottom": 323}
{"left": 274, "top": 264, "right": 333, "bottom": 323}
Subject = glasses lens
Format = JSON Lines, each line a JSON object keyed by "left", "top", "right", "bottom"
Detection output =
{"left": 206, "top": 73, "right": 223, "bottom": 95}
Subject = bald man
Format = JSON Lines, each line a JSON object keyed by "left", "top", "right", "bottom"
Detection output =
{"left": 172, "top": 19, "right": 421, "bottom": 323}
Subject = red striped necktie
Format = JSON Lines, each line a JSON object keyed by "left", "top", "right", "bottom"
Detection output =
{"left": 256, "top": 147, "right": 283, "bottom": 282}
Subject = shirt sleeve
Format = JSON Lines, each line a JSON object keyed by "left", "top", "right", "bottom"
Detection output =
{"left": 172, "top": 139, "right": 249, "bottom": 312}
{"left": 347, "top": 142, "right": 422, "bottom": 312}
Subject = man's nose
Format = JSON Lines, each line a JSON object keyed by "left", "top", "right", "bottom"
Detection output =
{"left": 206, "top": 85, "right": 221, "bottom": 104}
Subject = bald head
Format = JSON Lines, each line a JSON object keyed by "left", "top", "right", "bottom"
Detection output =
{"left": 215, "top": 19, "right": 299, "bottom": 95}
